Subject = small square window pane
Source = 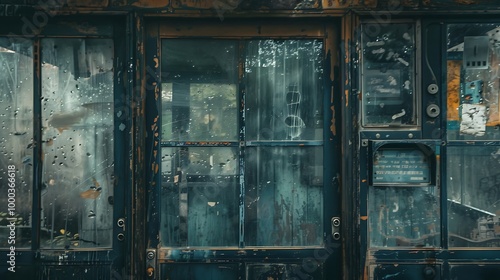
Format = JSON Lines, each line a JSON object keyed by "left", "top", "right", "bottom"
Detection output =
{"left": 446, "top": 24, "right": 500, "bottom": 140}
{"left": 361, "top": 23, "right": 417, "bottom": 127}
{"left": 245, "top": 146, "right": 323, "bottom": 246}
{"left": 160, "top": 147, "right": 239, "bottom": 247}
{"left": 245, "top": 40, "right": 324, "bottom": 141}
{"left": 369, "top": 186, "right": 440, "bottom": 247}
{"left": 447, "top": 146, "right": 500, "bottom": 247}
{"left": 161, "top": 40, "right": 238, "bottom": 141}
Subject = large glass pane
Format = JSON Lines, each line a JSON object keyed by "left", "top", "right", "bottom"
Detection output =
{"left": 361, "top": 23, "right": 417, "bottom": 127}
{"left": 447, "top": 146, "right": 500, "bottom": 247}
{"left": 369, "top": 186, "right": 439, "bottom": 247}
{"left": 447, "top": 24, "right": 500, "bottom": 140}
{"left": 160, "top": 147, "right": 239, "bottom": 247}
{"left": 245, "top": 147, "right": 323, "bottom": 246}
{"left": 161, "top": 40, "right": 238, "bottom": 141}
{"left": 0, "top": 39, "right": 33, "bottom": 248}
{"left": 245, "top": 40, "right": 324, "bottom": 141}
{"left": 41, "top": 39, "right": 114, "bottom": 249}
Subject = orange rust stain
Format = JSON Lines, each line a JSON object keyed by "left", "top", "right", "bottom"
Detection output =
{"left": 153, "top": 150, "right": 157, "bottom": 158}
{"left": 151, "top": 123, "right": 157, "bottom": 131}
{"left": 344, "top": 89, "right": 349, "bottom": 107}
{"left": 66, "top": 0, "right": 109, "bottom": 7}
{"left": 363, "top": 265, "right": 368, "bottom": 280}
{"left": 154, "top": 140, "right": 158, "bottom": 147}
{"left": 153, "top": 57, "right": 159, "bottom": 68}
{"left": 131, "top": 0, "right": 169, "bottom": 8}
{"left": 330, "top": 105, "right": 336, "bottom": 136}
{"left": 447, "top": 60, "right": 461, "bottom": 121}
{"left": 360, "top": 216, "right": 368, "bottom": 221}
{"left": 362, "top": 179, "right": 367, "bottom": 183}
{"left": 155, "top": 86, "right": 160, "bottom": 101}
{"left": 154, "top": 132, "right": 159, "bottom": 137}
{"left": 454, "top": 0, "right": 476, "bottom": 4}
{"left": 155, "top": 163, "right": 159, "bottom": 174}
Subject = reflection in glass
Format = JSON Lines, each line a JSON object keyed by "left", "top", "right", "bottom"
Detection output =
{"left": 0, "top": 39, "right": 33, "bottom": 248}
{"left": 369, "top": 187, "right": 439, "bottom": 247}
{"left": 447, "top": 24, "right": 500, "bottom": 140}
{"left": 161, "top": 40, "right": 238, "bottom": 141}
{"left": 245, "top": 147, "right": 323, "bottom": 246}
{"left": 160, "top": 147, "right": 239, "bottom": 247}
{"left": 245, "top": 40, "right": 324, "bottom": 141}
{"left": 41, "top": 39, "right": 114, "bottom": 249}
{"left": 161, "top": 83, "right": 237, "bottom": 141}
{"left": 361, "top": 23, "right": 416, "bottom": 127}
{"left": 447, "top": 146, "right": 500, "bottom": 247}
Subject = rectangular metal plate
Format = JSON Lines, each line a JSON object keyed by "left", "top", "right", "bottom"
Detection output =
{"left": 373, "top": 148, "right": 431, "bottom": 185}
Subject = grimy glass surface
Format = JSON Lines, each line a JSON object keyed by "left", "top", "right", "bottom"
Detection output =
{"left": 161, "top": 40, "right": 238, "bottom": 142}
{"left": 161, "top": 39, "right": 324, "bottom": 247}
{"left": 160, "top": 147, "right": 239, "bottom": 247}
{"left": 361, "top": 23, "right": 416, "bottom": 127}
{"left": 447, "top": 146, "right": 500, "bottom": 247}
{"left": 447, "top": 24, "right": 500, "bottom": 140}
{"left": 369, "top": 186, "right": 440, "bottom": 247}
{"left": 0, "top": 39, "right": 33, "bottom": 248}
{"left": 245, "top": 146, "right": 323, "bottom": 246}
{"left": 245, "top": 40, "right": 324, "bottom": 141}
{"left": 41, "top": 39, "right": 114, "bottom": 249}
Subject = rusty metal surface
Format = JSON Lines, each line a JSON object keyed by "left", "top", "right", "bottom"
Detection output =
{"left": 159, "top": 20, "right": 326, "bottom": 37}
{"left": 66, "top": 0, "right": 109, "bottom": 7}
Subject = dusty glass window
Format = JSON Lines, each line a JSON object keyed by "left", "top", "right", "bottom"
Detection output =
{"left": 360, "top": 23, "right": 417, "bottom": 127}
{"left": 446, "top": 23, "right": 500, "bottom": 247}
{"left": 160, "top": 39, "right": 324, "bottom": 247}
{"left": 447, "top": 146, "right": 500, "bottom": 247}
{"left": 369, "top": 146, "right": 440, "bottom": 248}
{"left": 447, "top": 24, "right": 500, "bottom": 140}
{"left": 0, "top": 39, "right": 33, "bottom": 248}
{"left": 40, "top": 39, "right": 114, "bottom": 249}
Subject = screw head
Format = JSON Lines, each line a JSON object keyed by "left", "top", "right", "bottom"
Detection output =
{"left": 147, "top": 251, "right": 155, "bottom": 260}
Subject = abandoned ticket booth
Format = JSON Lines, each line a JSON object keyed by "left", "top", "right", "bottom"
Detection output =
{"left": 1, "top": 0, "right": 500, "bottom": 279}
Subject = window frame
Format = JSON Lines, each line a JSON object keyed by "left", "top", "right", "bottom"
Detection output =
{"left": 145, "top": 19, "right": 341, "bottom": 258}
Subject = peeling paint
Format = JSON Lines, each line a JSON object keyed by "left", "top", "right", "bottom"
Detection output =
{"left": 344, "top": 89, "right": 349, "bottom": 107}
{"left": 330, "top": 105, "right": 336, "bottom": 136}
{"left": 66, "top": 0, "right": 109, "bottom": 7}
{"left": 131, "top": 0, "right": 170, "bottom": 8}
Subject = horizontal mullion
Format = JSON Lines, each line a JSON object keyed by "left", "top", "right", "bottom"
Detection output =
{"left": 245, "top": 140, "right": 323, "bottom": 147}
{"left": 445, "top": 141, "right": 500, "bottom": 146}
{"left": 161, "top": 141, "right": 240, "bottom": 147}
